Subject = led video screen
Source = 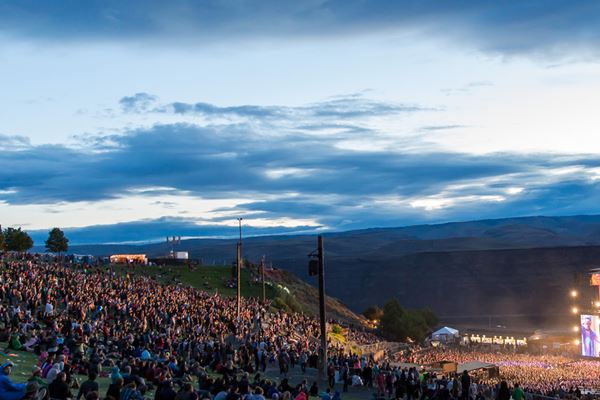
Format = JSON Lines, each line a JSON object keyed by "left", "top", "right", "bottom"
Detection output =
{"left": 581, "top": 314, "right": 600, "bottom": 357}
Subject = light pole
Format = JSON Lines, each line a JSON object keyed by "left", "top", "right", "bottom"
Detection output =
{"left": 237, "top": 218, "right": 243, "bottom": 317}
{"left": 261, "top": 255, "right": 266, "bottom": 302}
{"left": 309, "top": 235, "right": 327, "bottom": 380}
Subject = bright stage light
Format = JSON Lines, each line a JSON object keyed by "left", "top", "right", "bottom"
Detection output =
{"left": 595, "top": 301, "right": 600, "bottom": 308}
{"left": 575, "top": 339, "right": 581, "bottom": 346}
{"left": 572, "top": 307, "right": 579, "bottom": 314}
{"left": 571, "top": 290, "right": 578, "bottom": 297}
{"left": 573, "top": 326, "right": 579, "bottom": 332}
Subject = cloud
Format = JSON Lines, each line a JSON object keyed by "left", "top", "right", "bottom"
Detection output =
{"left": 120, "top": 92, "right": 158, "bottom": 113}
{"left": 1, "top": 1, "right": 599, "bottom": 58}
{"left": 157, "top": 96, "right": 429, "bottom": 120}
{"left": 0, "top": 122, "right": 508, "bottom": 203}
{"left": 28, "top": 217, "right": 316, "bottom": 245}
{"left": 0, "top": 134, "right": 31, "bottom": 150}
{"left": 441, "top": 81, "right": 494, "bottom": 96}
{"left": 4, "top": 93, "right": 600, "bottom": 241}
{"left": 420, "top": 125, "right": 466, "bottom": 132}
{"left": 3, "top": 117, "right": 600, "bottom": 233}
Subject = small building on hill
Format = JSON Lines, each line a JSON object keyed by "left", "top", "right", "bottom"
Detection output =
{"left": 110, "top": 254, "right": 148, "bottom": 265}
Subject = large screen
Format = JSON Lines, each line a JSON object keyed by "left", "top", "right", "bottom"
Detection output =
{"left": 581, "top": 314, "right": 600, "bottom": 357}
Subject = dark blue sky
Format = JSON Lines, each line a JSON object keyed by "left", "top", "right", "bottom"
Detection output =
{"left": 1, "top": 1, "right": 600, "bottom": 244}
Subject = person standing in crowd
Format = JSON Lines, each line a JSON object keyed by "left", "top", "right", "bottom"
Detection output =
{"left": 497, "top": 381, "right": 511, "bottom": 400}
{"left": 363, "top": 363, "right": 373, "bottom": 388}
{"left": 341, "top": 362, "right": 350, "bottom": 393}
{"left": 461, "top": 370, "right": 471, "bottom": 400}
{"left": 512, "top": 383, "right": 525, "bottom": 400}
{"left": 327, "top": 362, "right": 336, "bottom": 389}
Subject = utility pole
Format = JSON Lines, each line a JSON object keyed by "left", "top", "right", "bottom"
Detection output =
{"left": 309, "top": 235, "right": 328, "bottom": 380}
{"left": 317, "top": 235, "right": 327, "bottom": 380}
{"left": 261, "top": 255, "right": 266, "bottom": 302}
{"left": 237, "top": 218, "right": 243, "bottom": 317}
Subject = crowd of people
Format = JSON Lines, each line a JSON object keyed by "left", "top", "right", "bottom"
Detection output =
{"left": 0, "top": 255, "right": 379, "bottom": 400}
{"left": 406, "top": 347, "right": 600, "bottom": 398}
{"left": 4, "top": 254, "right": 600, "bottom": 400}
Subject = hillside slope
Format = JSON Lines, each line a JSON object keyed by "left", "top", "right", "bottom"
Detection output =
{"left": 48, "top": 215, "right": 600, "bottom": 327}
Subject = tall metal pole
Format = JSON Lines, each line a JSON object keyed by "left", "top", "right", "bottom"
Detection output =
{"left": 317, "top": 235, "right": 327, "bottom": 380}
{"left": 261, "top": 255, "right": 266, "bottom": 302}
{"left": 236, "top": 242, "right": 241, "bottom": 317}
{"left": 237, "top": 218, "right": 243, "bottom": 317}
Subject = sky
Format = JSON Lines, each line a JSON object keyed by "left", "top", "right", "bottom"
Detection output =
{"left": 2, "top": 1, "right": 600, "bottom": 244}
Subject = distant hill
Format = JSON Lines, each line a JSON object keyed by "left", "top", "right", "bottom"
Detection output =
{"left": 39, "top": 214, "right": 600, "bottom": 328}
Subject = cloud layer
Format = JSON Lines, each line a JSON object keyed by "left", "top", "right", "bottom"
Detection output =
{"left": 3, "top": 93, "right": 600, "bottom": 243}
{"left": 2, "top": 1, "right": 600, "bottom": 58}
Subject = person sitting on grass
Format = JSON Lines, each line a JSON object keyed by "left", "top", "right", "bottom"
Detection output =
{"left": 0, "top": 361, "right": 26, "bottom": 400}
{"left": 48, "top": 371, "right": 72, "bottom": 400}
{"left": 76, "top": 372, "right": 99, "bottom": 400}
{"left": 320, "top": 388, "right": 332, "bottom": 400}
{"left": 120, "top": 381, "right": 144, "bottom": 400}
{"left": 8, "top": 331, "right": 23, "bottom": 351}
{"left": 246, "top": 387, "right": 266, "bottom": 400}
{"left": 27, "top": 367, "right": 48, "bottom": 390}
{"left": 21, "top": 381, "right": 47, "bottom": 400}
{"left": 105, "top": 377, "right": 123, "bottom": 400}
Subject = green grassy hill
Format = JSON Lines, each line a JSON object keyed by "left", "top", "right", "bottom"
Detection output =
{"left": 110, "top": 263, "right": 366, "bottom": 326}
{"left": 112, "top": 263, "right": 276, "bottom": 299}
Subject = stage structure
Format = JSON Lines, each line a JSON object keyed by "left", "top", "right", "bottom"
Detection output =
{"left": 573, "top": 268, "right": 600, "bottom": 357}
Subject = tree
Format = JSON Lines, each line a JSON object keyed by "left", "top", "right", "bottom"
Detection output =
{"left": 4, "top": 227, "right": 34, "bottom": 253}
{"left": 419, "top": 308, "right": 439, "bottom": 328}
{"left": 380, "top": 299, "right": 407, "bottom": 340}
{"left": 363, "top": 306, "right": 384, "bottom": 321}
{"left": 379, "top": 298, "right": 439, "bottom": 342}
{"left": 45, "top": 227, "right": 69, "bottom": 255}
{"left": 0, "top": 229, "right": 5, "bottom": 251}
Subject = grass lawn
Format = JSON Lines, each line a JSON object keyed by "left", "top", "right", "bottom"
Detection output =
{"left": 1, "top": 345, "right": 374, "bottom": 400}
{"left": 110, "top": 264, "right": 277, "bottom": 299}
{"left": 0, "top": 346, "right": 111, "bottom": 394}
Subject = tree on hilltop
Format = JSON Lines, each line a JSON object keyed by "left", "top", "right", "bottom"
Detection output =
{"left": 4, "top": 227, "right": 34, "bottom": 253}
{"left": 45, "top": 227, "right": 69, "bottom": 256}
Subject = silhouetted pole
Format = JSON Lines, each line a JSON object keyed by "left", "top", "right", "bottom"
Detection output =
{"left": 318, "top": 235, "right": 327, "bottom": 380}
{"left": 237, "top": 218, "right": 243, "bottom": 317}
{"left": 261, "top": 255, "right": 266, "bottom": 302}
{"left": 236, "top": 242, "right": 241, "bottom": 317}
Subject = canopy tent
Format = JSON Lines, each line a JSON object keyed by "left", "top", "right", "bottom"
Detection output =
{"left": 457, "top": 361, "right": 500, "bottom": 378}
{"left": 457, "top": 361, "right": 496, "bottom": 372}
{"left": 431, "top": 326, "right": 459, "bottom": 342}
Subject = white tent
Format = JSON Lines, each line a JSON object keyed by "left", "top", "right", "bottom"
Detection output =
{"left": 431, "top": 326, "right": 459, "bottom": 342}
{"left": 457, "top": 361, "right": 495, "bottom": 372}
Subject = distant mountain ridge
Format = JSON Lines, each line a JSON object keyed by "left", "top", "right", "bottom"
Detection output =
{"left": 33, "top": 214, "right": 600, "bottom": 328}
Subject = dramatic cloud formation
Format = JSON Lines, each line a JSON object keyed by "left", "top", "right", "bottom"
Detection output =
{"left": 2, "top": 3, "right": 599, "bottom": 243}
{"left": 3, "top": 92, "right": 600, "bottom": 243}
{"left": 2, "top": 1, "right": 600, "bottom": 58}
